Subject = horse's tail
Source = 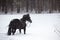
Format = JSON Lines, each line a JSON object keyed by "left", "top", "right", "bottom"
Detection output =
{"left": 7, "top": 27, "right": 11, "bottom": 35}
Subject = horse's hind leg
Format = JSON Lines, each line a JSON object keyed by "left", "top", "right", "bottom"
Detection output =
{"left": 11, "top": 29, "right": 16, "bottom": 35}
{"left": 7, "top": 27, "right": 11, "bottom": 35}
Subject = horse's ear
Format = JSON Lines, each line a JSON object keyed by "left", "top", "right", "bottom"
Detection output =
{"left": 27, "top": 14, "right": 29, "bottom": 16}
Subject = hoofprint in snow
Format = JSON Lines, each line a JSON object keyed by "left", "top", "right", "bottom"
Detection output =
{"left": 0, "top": 13, "right": 60, "bottom": 40}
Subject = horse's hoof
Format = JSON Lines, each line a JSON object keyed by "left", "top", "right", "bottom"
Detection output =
{"left": 7, "top": 33, "right": 11, "bottom": 35}
{"left": 12, "top": 33, "right": 15, "bottom": 35}
{"left": 24, "top": 33, "right": 26, "bottom": 34}
{"left": 8, "top": 33, "right": 11, "bottom": 35}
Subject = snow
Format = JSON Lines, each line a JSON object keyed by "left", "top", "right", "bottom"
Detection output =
{"left": 0, "top": 13, "right": 60, "bottom": 40}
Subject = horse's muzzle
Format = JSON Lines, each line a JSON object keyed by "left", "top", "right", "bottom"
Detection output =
{"left": 30, "top": 20, "right": 32, "bottom": 23}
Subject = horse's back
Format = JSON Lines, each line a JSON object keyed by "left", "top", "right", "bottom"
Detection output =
{"left": 9, "top": 19, "right": 26, "bottom": 29}
{"left": 9, "top": 19, "right": 21, "bottom": 28}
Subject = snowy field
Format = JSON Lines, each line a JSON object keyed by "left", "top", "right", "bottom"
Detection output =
{"left": 0, "top": 13, "right": 60, "bottom": 40}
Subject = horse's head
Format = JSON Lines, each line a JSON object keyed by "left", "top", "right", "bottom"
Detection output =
{"left": 23, "top": 14, "right": 32, "bottom": 23}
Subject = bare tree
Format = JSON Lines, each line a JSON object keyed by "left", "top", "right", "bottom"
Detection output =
{"left": 26, "top": 0, "right": 29, "bottom": 12}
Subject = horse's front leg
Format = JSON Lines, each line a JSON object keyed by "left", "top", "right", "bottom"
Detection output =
{"left": 19, "top": 28, "right": 21, "bottom": 33}
{"left": 24, "top": 27, "right": 26, "bottom": 34}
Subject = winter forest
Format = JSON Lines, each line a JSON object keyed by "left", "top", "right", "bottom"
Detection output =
{"left": 0, "top": 0, "right": 60, "bottom": 14}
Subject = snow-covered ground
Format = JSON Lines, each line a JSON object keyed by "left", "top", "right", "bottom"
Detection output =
{"left": 0, "top": 13, "right": 60, "bottom": 40}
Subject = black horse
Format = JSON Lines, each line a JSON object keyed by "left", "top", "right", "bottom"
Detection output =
{"left": 7, "top": 14, "right": 32, "bottom": 35}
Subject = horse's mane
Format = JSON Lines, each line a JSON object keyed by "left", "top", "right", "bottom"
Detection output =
{"left": 20, "top": 14, "right": 29, "bottom": 22}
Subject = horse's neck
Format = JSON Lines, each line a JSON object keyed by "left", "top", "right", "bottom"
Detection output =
{"left": 21, "top": 18, "right": 26, "bottom": 23}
